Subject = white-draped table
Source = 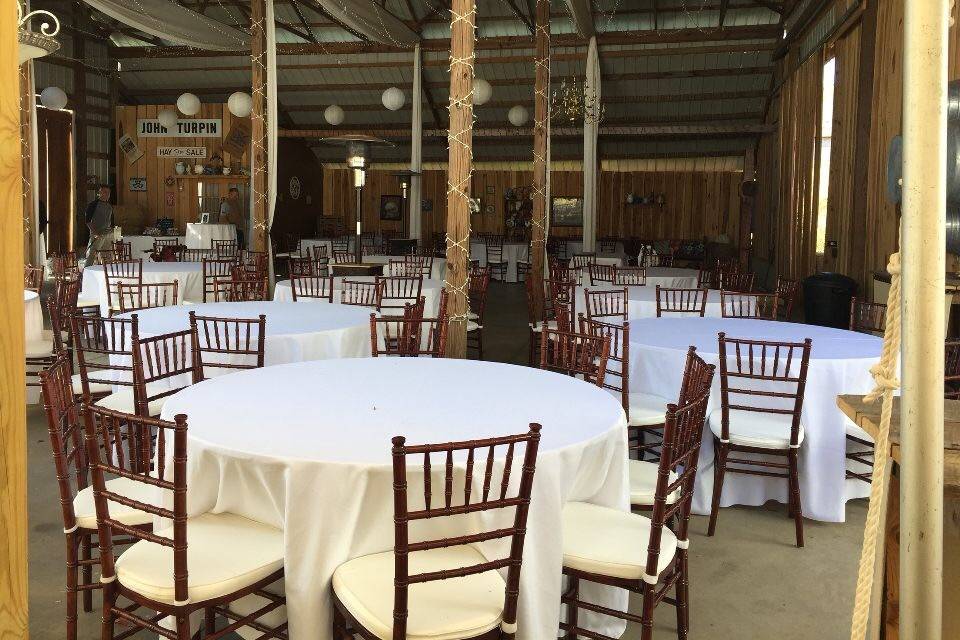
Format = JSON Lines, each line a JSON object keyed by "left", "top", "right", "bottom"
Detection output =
{"left": 363, "top": 254, "right": 446, "bottom": 280}
{"left": 123, "top": 235, "right": 184, "bottom": 256}
{"left": 81, "top": 262, "right": 204, "bottom": 315}
{"left": 24, "top": 290, "right": 42, "bottom": 342}
{"left": 643, "top": 267, "right": 700, "bottom": 288}
{"left": 470, "top": 241, "right": 529, "bottom": 282}
{"left": 160, "top": 358, "right": 629, "bottom": 639}
{"left": 186, "top": 223, "right": 236, "bottom": 249}
{"left": 274, "top": 277, "right": 444, "bottom": 316}
{"left": 627, "top": 317, "right": 879, "bottom": 522}
{"left": 575, "top": 284, "right": 723, "bottom": 319}
{"left": 299, "top": 238, "right": 355, "bottom": 259}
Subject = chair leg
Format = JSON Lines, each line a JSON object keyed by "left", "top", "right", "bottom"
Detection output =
{"left": 564, "top": 575, "right": 579, "bottom": 639}
{"left": 81, "top": 534, "right": 93, "bottom": 612}
{"left": 332, "top": 606, "right": 349, "bottom": 640}
{"left": 204, "top": 608, "right": 216, "bottom": 635}
{"left": 788, "top": 449, "right": 804, "bottom": 547}
{"left": 707, "top": 442, "right": 728, "bottom": 537}
{"left": 477, "top": 328, "right": 484, "bottom": 360}
{"left": 66, "top": 533, "right": 79, "bottom": 640}
{"left": 676, "top": 551, "right": 690, "bottom": 639}
{"left": 100, "top": 583, "right": 116, "bottom": 640}
{"left": 640, "top": 584, "right": 657, "bottom": 640}
{"left": 175, "top": 615, "right": 191, "bottom": 640}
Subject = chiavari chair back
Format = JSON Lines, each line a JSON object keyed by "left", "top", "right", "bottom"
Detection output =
{"left": 72, "top": 314, "right": 138, "bottom": 403}
{"left": 583, "top": 287, "right": 628, "bottom": 323}
{"left": 697, "top": 268, "right": 718, "bottom": 289}
{"left": 332, "top": 425, "right": 541, "bottom": 640}
{"left": 547, "top": 278, "right": 577, "bottom": 331}
{"left": 572, "top": 253, "right": 596, "bottom": 270}
{"left": 388, "top": 259, "right": 423, "bottom": 277}
{"left": 588, "top": 263, "right": 615, "bottom": 285}
{"left": 103, "top": 259, "right": 143, "bottom": 315}
{"left": 113, "top": 241, "right": 133, "bottom": 261}
{"left": 539, "top": 328, "right": 610, "bottom": 387}
{"left": 291, "top": 274, "right": 335, "bottom": 302}
{"left": 332, "top": 250, "right": 352, "bottom": 264}
{"left": 580, "top": 315, "right": 629, "bottom": 416}
{"left": 599, "top": 237, "right": 617, "bottom": 254}
{"left": 311, "top": 243, "right": 329, "bottom": 262}
{"left": 132, "top": 328, "right": 197, "bottom": 416}
{"left": 946, "top": 339, "right": 960, "bottom": 399}
{"left": 720, "top": 291, "right": 779, "bottom": 319}
{"left": 718, "top": 270, "right": 755, "bottom": 292}
{"left": 152, "top": 238, "right": 180, "bottom": 254}
{"left": 117, "top": 281, "right": 179, "bottom": 313}
{"left": 238, "top": 250, "right": 269, "bottom": 278}
{"left": 95, "top": 249, "right": 120, "bottom": 265}
{"left": 213, "top": 239, "right": 239, "bottom": 257}
{"left": 178, "top": 248, "right": 211, "bottom": 262}
{"left": 485, "top": 237, "right": 508, "bottom": 281}
{"left": 25, "top": 263, "right": 45, "bottom": 292}
{"left": 467, "top": 269, "right": 491, "bottom": 358}
{"left": 52, "top": 251, "right": 80, "bottom": 280}
{"left": 201, "top": 257, "right": 235, "bottom": 302}
{"left": 613, "top": 266, "right": 646, "bottom": 286}
{"left": 376, "top": 275, "right": 424, "bottom": 312}
{"left": 333, "top": 235, "right": 350, "bottom": 252}
{"left": 289, "top": 255, "right": 320, "bottom": 277}
{"left": 549, "top": 260, "right": 576, "bottom": 284}
{"left": 775, "top": 276, "right": 800, "bottom": 319}
{"left": 640, "top": 246, "right": 674, "bottom": 268}
{"left": 370, "top": 305, "right": 447, "bottom": 358}
{"left": 405, "top": 254, "right": 433, "bottom": 278}
{"left": 215, "top": 278, "right": 267, "bottom": 302}
{"left": 189, "top": 311, "right": 267, "bottom": 380}
{"left": 341, "top": 278, "right": 384, "bottom": 308}
{"left": 655, "top": 286, "right": 708, "bottom": 317}
{"left": 850, "top": 297, "right": 887, "bottom": 334}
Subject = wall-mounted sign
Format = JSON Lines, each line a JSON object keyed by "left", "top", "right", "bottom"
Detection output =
{"left": 118, "top": 134, "right": 144, "bottom": 164}
{"left": 157, "top": 146, "right": 208, "bottom": 159}
{"left": 129, "top": 177, "right": 147, "bottom": 192}
{"left": 289, "top": 176, "right": 302, "bottom": 200}
{"left": 221, "top": 120, "right": 251, "bottom": 157}
{"left": 165, "top": 192, "right": 176, "bottom": 207}
{"left": 137, "top": 119, "right": 222, "bottom": 138}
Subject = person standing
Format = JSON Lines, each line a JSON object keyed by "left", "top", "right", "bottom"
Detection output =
{"left": 84, "top": 185, "right": 113, "bottom": 264}
{"left": 218, "top": 187, "right": 245, "bottom": 248}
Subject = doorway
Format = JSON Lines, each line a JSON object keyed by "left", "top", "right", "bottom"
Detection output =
{"left": 36, "top": 105, "right": 75, "bottom": 256}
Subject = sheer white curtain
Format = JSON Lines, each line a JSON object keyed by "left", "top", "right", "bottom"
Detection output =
{"left": 82, "top": 0, "right": 248, "bottom": 49}
{"left": 582, "top": 35, "right": 600, "bottom": 253}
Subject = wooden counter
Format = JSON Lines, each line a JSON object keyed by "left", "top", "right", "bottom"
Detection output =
{"left": 837, "top": 395, "right": 960, "bottom": 638}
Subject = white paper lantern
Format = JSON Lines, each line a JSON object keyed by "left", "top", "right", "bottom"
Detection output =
{"left": 508, "top": 105, "right": 529, "bottom": 127}
{"left": 157, "top": 108, "right": 178, "bottom": 131}
{"left": 176, "top": 92, "right": 201, "bottom": 116}
{"left": 39, "top": 86, "right": 68, "bottom": 110}
{"left": 381, "top": 87, "right": 405, "bottom": 111}
{"left": 472, "top": 79, "right": 493, "bottom": 105}
{"left": 227, "top": 91, "right": 253, "bottom": 118}
{"left": 324, "top": 104, "right": 345, "bottom": 126}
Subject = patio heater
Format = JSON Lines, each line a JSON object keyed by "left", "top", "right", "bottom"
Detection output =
{"left": 391, "top": 169, "right": 421, "bottom": 254}
{"left": 321, "top": 135, "right": 393, "bottom": 273}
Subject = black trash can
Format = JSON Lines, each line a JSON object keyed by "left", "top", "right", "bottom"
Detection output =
{"left": 802, "top": 273, "right": 858, "bottom": 328}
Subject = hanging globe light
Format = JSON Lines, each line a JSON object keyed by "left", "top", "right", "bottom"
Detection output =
{"left": 39, "top": 86, "right": 68, "bottom": 110}
{"left": 227, "top": 92, "right": 253, "bottom": 118}
{"left": 508, "top": 105, "right": 529, "bottom": 127}
{"left": 324, "top": 105, "right": 345, "bottom": 126}
{"left": 157, "top": 108, "right": 178, "bottom": 132}
{"left": 381, "top": 87, "right": 405, "bottom": 111}
{"left": 473, "top": 79, "right": 493, "bottom": 106}
{"left": 176, "top": 92, "right": 201, "bottom": 116}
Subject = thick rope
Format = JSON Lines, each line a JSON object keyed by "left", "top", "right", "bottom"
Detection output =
{"left": 849, "top": 252, "right": 901, "bottom": 640}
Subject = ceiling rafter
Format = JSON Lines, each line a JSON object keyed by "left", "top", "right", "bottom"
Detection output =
{"left": 298, "top": 0, "right": 371, "bottom": 41}
{"left": 500, "top": 0, "right": 535, "bottom": 35}
{"left": 289, "top": 0, "right": 320, "bottom": 43}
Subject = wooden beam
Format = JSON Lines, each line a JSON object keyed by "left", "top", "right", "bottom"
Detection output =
{"left": 251, "top": 0, "right": 267, "bottom": 252}
{"left": 750, "top": 0, "right": 784, "bottom": 13}
{"left": 501, "top": 0, "right": 535, "bottom": 35}
{"left": 530, "top": 0, "right": 549, "bottom": 319}
{"left": 281, "top": 122, "right": 774, "bottom": 138}
{"left": 289, "top": 0, "right": 320, "bottom": 43}
{"left": 444, "top": 0, "right": 475, "bottom": 358}
{"left": 719, "top": 0, "right": 730, "bottom": 27}
{"left": 0, "top": 5, "right": 27, "bottom": 640}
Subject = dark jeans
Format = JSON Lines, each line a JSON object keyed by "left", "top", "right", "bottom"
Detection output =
{"left": 237, "top": 229, "right": 245, "bottom": 249}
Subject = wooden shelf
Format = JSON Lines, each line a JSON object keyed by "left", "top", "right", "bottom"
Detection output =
{"left": 173, "top": 174, "right": 249, "bottom": 181}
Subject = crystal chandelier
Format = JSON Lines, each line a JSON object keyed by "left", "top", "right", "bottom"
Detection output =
{"left": 18, "top": 1, "right": 60, "bottom": 65}
{"left": 550, "top": 76, "right": 605, "bottom": 126}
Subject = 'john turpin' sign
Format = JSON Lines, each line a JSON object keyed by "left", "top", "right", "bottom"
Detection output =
{"left": 137, "top": 119, "right": 222, "bottom": 138}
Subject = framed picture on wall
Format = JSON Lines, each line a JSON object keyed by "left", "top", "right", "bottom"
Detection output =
{"left": 380, "top": 194, "right": 403, "bottom": 221}
{"left": 551, "top": 196, "right": 584, "bottom": 227}
{"left": 422, "top": 198, "right": 433, "bottom": 212}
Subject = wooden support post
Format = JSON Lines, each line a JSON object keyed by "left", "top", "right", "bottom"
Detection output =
{"left": 443, "top": 0, "right": 476, "bottom": 359}
{"left": 1, "top": 5, "right": 28, "bottom": 638}
{"left": 529, "top": 0, "right": 550, "bottom": 319}
{"left": 739, "top": 147, "right": 756, "bottom": 269}
{"left": 250, "top": 0, "right": 268, "bottom": 253}
{"left": 20, "top": 61, "right": 34, "bottom": 263}
{"left": 73, "top": 13, "right": 86, "bottom": 253}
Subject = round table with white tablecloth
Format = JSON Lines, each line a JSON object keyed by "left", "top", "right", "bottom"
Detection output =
{"left": 123, "top": 235, "right": 185, "bottom": 256}
{"left": 642, "top": 266, "right": 700, "bottom": 288}
{"left": 81, "top": 262, "right": 204, "bottom": 315}
{"left": 575, "top": 284, "right": 722, "bottom": 319}
{"left": 362, "top": 254, "right": 446, "bottom": 280}
{"left": 24, "top": 290, "right": 43, "bottom": 342}
{"left": 160, "top": 358, "right": 629, "bottom": 639}
{"left": 470, "top": 240, "right": 529, "bottom": 282}
{"left": 627, "top": 317, "right": 879, "bottom": 522}
{"left": 185, "top": 223, "right": 236, "bottom": 249}
{"left": 274, "top": 276, "right": 444, "bottom": 316}
{"left": 299, "top": 238, "right": 355, "bottom": 260}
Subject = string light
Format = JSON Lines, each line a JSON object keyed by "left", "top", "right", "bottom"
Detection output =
{"left": 250, "top": 12, "right": 269, "bottom": 239}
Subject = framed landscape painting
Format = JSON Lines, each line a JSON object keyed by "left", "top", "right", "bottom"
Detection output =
{"left": 551, "top": 196, "right": 584, "bottom": 227}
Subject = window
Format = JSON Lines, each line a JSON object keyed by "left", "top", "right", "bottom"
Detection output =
{"left": 816, "top": 57, "right": 836, "bottom": 255}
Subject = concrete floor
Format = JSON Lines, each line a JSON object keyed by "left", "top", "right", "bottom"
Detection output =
{"left": 27, "top": 281, "right": 868, "bottom": 639}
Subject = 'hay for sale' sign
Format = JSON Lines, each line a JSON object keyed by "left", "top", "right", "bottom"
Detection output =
{"left": 157, "top": 147, "right": 208, "bottom": 158}
{"left": 137, "top": 119, "right": 222, "bottom": 138}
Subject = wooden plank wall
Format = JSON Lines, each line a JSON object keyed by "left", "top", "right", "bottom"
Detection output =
{"left": 322, "top": 167, "right": 742, "bottom": 243}
{"left": 114, "top": 103, "right": 247, "bottom": 233}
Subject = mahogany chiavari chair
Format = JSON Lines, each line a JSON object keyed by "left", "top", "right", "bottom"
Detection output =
{"left": 613, "top": 265, "right": 646, "bottom": 286}
{"left": 369, "top": 306, "right": 447, "bottom": 358}
{"left": 720, "top": 291, "right": 779, "bottom": 320}
{"left": 467, "top": 268, "right": 491, "bottom": 359}
{"left": 113, "top": 240, "right": 133, "bottom": 260}
{"left": 331, "top": 425, "right": 541, "bottom": 639}
{"left": 311, "top": 243, "right": 329, "bottom": 262}
{"left": 25, "top": 263, "right": 45, "bottom": 292}
{"left": 640, "top": 248, "right": 674, "bottom": 268}
{"left": 525, "top": 278, "right": 556, "bottom": 366}
{"left": 83, "top": 404, "right": 288, "bottom": 640}
{"left": 376, "top": 275, "right": 424, "bottom": 313}
{"left": 213, "top": 238, "right": 239, "bottom": 257}
{"left": 405, "top": 253, "right": 434, "bottom": 278}
{"left": 588, "top": 263, "right": 616, "bottom": 286}
{"left": 189, "top": 311, "right": 266, "bottom": 381}
{"left": 697, "top": 268, "right": 719, "bottom": 289}
{"left": 539, "top": 327, "right": 610, "bottom": 387}
{"left": 131, "top": 328, "right": 198, "bottom": 417}
{"left": 333, "top": 235, "right": 351, "bottom": 252}
{"left": 599, "top": 237, "right": 618, "bottom": 254}
{"left": 559, "top": 357, "right": 714, "bottom": 640}
{"left": 485, "top": 236, "right": 508, "bottom": 282}
{"left": 103, "top": 259, "right": 143, "bottom": 315}
{"left": 152, "top": 237, "right": 181, "bottom": 254}
{"left": 580, "top": 315, "right": 630, "bottom": 420}
{"left": 288, "top": 255, "right": 321, "bottom": 278}
{"left": 341, "top": 278, "right": 384, "bottom": 309}
{"left": 388, "top": 259, "right": 424, "bottom": 277}
{"left": 40, "top": 355, "right": 155, "bottom": 640}
{"left": 332, "top": 249, "right": 352, "bottom": 264}
{"left": 547, "top": 278, "right": 577, "bottom": 332}
{"left": 549, "top": 259, "right": 577, "bottom": 285}
{"left": 571, "top": 253, "right": 596, "bottom": 270}
{"left": 25, "top": 298, "right": 59, "bottom": 390}
{"left": 583, "top": 287, "right": 628, "bottom": 323}
{"left": 179, "top": 248, "right": 212, "bottom": 262}
{"left": 775, "top": 276, "right": 801, "bottom": 319}
{"left": 72, "top": 314, "right": 138, "bottom": 407}
{"left": 202, "top": 257, "right": 235, "bottom": 302}
{"left": 946, "top": 339, "right": 960, "bottom": 399}
{"left": 655, "top": 286, "right": 708, "bottom": 317}
{"left": 215, "top": 277, "right": 268, "bottom": 302}
{"left": 237, "top": 250, "right": 269, "bottom": 280}
{"left": 52, "top": 251, "right": 80, "bottom": 280}
{"left": 708, "top": 332, "right": 812, "bottom": 547}
{"left": 274, "top": 233, "right": 302, "bottom": 260}
{"left": 849, "top": 297, "right": 887, "bottom": 334}
{"left": 291, "top": 274, "right": 335, "bottom": 302}
{"left": 718, "top": 270, "right": 755, "bottom": 292}
{"left": 117, "top": 281, "right": 180, "bottom": 313}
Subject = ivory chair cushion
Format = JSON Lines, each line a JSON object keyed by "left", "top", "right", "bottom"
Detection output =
{"left": 332, "top": 545, "right": 505, "bottom": 640}
{"left": 844, "top": 417, "right": 874, "bottom": 442}
{"left": 94, "top": 385, "right": 170, "bottom": 417}
{"left": 73, "top": 476, "right": 160, "bottom": 530}
{"left": 529, "top": 320, "right": 558, "bottom": 333}
{"left": 627, "top": 393, "right": 670, "bottom": 427}
{"left": 26, "top": 331, "right": 55, "bottom": 358}
{"left": 116, "top": 512, "right": 283, "bottom": 605}
{"left": 562, "top": 501, "right": 678, "bottom": 581}
{"left": 71, "top": 373, "right": 112, "bottom": 396}
{"left": 77, "top": 296, "right": 100, "bottom": 308}
{"left": 708, "top": 409, "right": 804, "bottom": 450}
{"left": 629, "top": 460, "right": 680, "bottom": 507}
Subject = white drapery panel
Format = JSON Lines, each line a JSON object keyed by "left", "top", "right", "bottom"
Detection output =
{"left": 266, "top": 0, "right": 278, "bottom": 235}
{"left": 582, "top": 35, "right": 600, "bottom": 253}
{"left": 409, "top": 44, "right": 423, "bottom": 240}
{"left": 82, "top": 0, "right": 248, "bottom": 50}
{"left": 314, "top": 0, "right": 418, "bottom": 46}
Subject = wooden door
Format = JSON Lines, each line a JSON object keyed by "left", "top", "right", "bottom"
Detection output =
{"left": 36, "top": 106, "right": 74, "bottom": 255}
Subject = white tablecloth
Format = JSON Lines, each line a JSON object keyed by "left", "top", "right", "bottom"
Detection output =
{"left": 299, "top": 238, "right": 356, "bottom": 259}
{"left": 643, "top": 267, "right": 700, "bottom": 288}
{"left": 81, "top": 262, "right": 204, "bottom": 315}
{"left": 24, "top": 290, "right": 42, "bottom": 342}
{"left": 564, "top": 240, "right": 625, "bottom": 259}
{"left": 186, "top": 223, "right": 236, "bottom": 249}
{"left": 575, "top": 285, "right": 723, "bottom": 319}
{"left": 274, "top": 277, "right": 444, "bottom": 316}
{"left": 123, "top": 235, "right": 185, "bottom": 256}
{"left": 627, "top": 318, "right": 879, "bottom": 522}
{"left": 160, "top": 358, "right": 629, "bottom": 639}
{"left": 470, "top": 241, "right": 528, "bottom": 282}
{"left": 363, "top": 254, "right": 446, "bottom": 280}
